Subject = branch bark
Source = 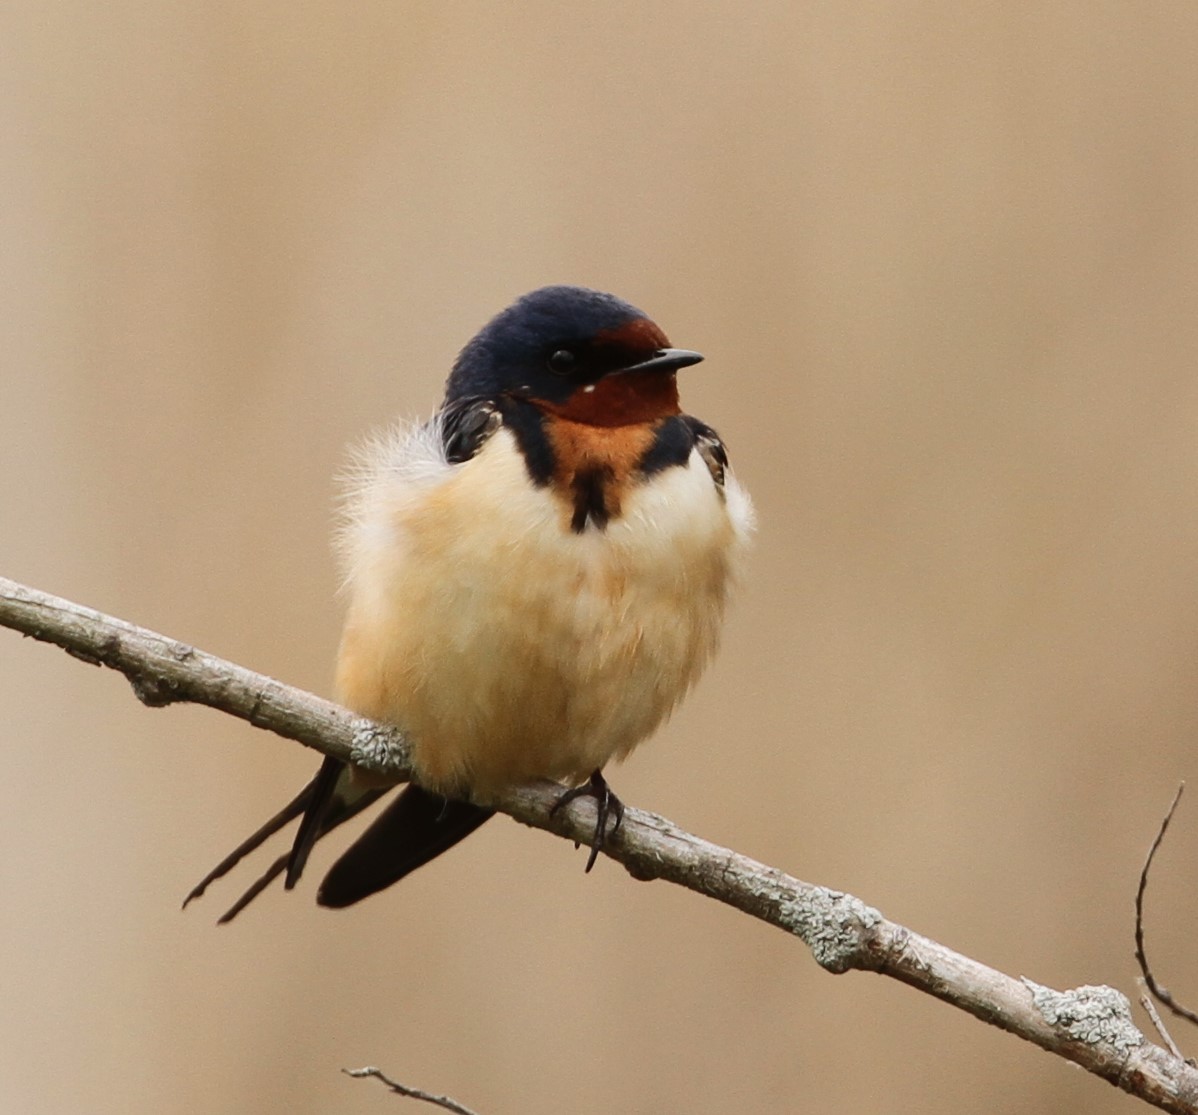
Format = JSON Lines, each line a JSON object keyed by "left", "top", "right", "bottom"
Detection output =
{"left": 3, "top": 574, "right": 1197, "bottom": 1113}
{"left": 343, "top": 1066, "right": 481, "bottom": 1115}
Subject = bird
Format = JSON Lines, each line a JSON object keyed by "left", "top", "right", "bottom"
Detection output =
{"left": 185, "top": 285, "right": 754, "bottom": 921}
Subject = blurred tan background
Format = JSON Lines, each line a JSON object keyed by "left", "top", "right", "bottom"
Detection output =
{"left": 3, "top": 3, "right": 1198, "bottom": 1113}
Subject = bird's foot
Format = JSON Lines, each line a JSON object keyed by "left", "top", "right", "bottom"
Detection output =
{"left": 550, "top": 770, "right": 625, "bottom": 872}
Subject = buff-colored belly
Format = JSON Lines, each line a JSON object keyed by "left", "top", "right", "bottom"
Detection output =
{"left": 335, "top": 430, "right": 742, "bottom": 800}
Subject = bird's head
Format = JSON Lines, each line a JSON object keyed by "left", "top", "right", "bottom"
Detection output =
{"left": 445, "top": 285, "right": 703, "bottom": 426}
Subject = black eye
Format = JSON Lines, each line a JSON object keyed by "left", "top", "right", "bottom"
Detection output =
{"left": 547, "top": 348, "right": 577, "bottom": 375}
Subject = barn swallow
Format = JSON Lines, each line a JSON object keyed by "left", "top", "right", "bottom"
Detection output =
{"left": 185, "top": 285, "right": 754, "bottom": 921}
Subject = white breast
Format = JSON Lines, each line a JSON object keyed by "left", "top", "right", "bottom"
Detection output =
{"left": 334, "top": 421, "right": 753, "bottom": 799}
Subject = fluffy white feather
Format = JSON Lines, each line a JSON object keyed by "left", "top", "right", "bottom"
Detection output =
{"left": 333, "top": 418, "right": 753, "bottom": 799}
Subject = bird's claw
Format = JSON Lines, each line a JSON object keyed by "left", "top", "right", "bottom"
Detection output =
{"left": 550, "top": 769, "right": 625, "bottom": 872}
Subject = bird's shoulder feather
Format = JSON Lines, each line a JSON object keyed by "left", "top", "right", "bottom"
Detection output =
{"left": 681, "top": 415, "right": 729, "bottom": 488}
{"left": 638, "top": 413, "right": 730, "bottom": 488}
{"left": 438, "top": 396, "right": 503, "bottom": 464}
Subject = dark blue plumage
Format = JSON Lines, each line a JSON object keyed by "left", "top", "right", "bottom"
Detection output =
{"left": 445, "top": 285, "right": 699, "bottom": 411}
{"left": 445, "top": 285, "right": 649, "bottom": 403}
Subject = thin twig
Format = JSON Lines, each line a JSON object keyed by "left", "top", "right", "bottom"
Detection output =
{"left": 1135, "top": 784, "right": 1198, "bottom": 1028}
{"left": 1140, "top": 982, "right": 1187, "bottom": 1062}
{"left": 4, "top": 575, "right": 1198, "bottom": 1114}
{"left": 343, "top": 1067, "right": 481, "bottom": 1115}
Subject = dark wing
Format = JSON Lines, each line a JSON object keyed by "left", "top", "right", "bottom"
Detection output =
{"left": 681, "top": 416, "right": 729, "bottom": 488}
{"left": 317, "top": 785, "right": 494, "bottom": 908}
{"left": 440, "top": 395, "right": 502, "bottom": 464}
{"left": 639, "top": 414, "right": 730, "bottom": 489}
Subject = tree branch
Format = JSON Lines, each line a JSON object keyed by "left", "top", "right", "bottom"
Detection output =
{"left": 343, "top": 1067, "right": 481, "bottom": 1115}
{"left": 4, "top": 574, "right": 1198, "bottom": 1113}
{"left": 1136, "top": 783, "right": 1198, "bottom": 1031}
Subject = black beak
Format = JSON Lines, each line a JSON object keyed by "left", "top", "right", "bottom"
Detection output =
{"left": 616, "top": 347, "right": 705, "bottom": 375}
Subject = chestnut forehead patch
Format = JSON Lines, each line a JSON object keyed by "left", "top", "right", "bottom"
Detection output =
{"left": 594, "top": 317, "right": 670, "bottom": 355}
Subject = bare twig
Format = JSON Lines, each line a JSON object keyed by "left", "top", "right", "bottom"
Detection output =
{"left": 5, "top": 574, "right": 1198, "bottom": 1114}
{"left": 1140, "top": 982, "right": 1187, "bottom": 1062}
{"left": 343, "top": 1067, "right": 480, "bottom": 1115}
{"left": 1136, "top": 784, "right": 1198, "bottom": 1029}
